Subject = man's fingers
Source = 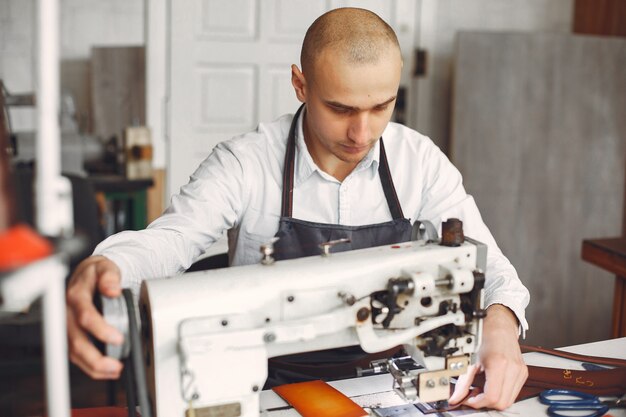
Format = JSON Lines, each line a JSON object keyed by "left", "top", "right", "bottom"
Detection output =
{"left": 67, "top": 309, "right": 123, "bottom": 379}
{"left": 448, "top": 363, "right": 479, "bottom": 404}
{"left": 71, "top": 298, "right": 123, "bottom": 346}
{"left": 66, "top": 258, "right": 123, "bottom": 345}
{"left": 66, "top": 256, "right": 125, "bottom": 380}
{"left": 465, "top": 360, "right": 527, "bottom": 410}
{"left": 466, "top": 356, "right": 505, "bottom": 409}
{"left": 95, "top": 260, "right": 122, "bottom": 297}
{"left": 68, "top": 276, "right": 124, "bottom": 346}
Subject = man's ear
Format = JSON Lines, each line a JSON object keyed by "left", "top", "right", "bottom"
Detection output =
{"left": 291, "top": 64, "right": 307, "bottom": 103}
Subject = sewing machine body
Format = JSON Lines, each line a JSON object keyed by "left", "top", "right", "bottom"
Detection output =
{"left": 139, "top": 238, "right": 486, "bottom": 417}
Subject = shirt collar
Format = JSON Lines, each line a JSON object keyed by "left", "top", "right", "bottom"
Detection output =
{"left": 294, "top": 106, "right": 381, "bottom": 186}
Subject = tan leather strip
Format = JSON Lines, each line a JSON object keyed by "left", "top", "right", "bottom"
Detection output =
{"left": 272, "top": 380, "right": 367, "bottom": 417}
{"left": 521, "top": 344, "right": 626, "bottom": 368}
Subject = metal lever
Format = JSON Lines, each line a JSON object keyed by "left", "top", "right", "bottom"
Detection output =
{"left": 260, "top": 237, "right": 279, "bottom": 265}
{"left": 318, "top": 238, "right": 351, "bottom": 257}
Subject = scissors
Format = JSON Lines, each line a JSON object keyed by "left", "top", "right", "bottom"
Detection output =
{"left": 540, "top": 389, "right": 626, "bottom": 417}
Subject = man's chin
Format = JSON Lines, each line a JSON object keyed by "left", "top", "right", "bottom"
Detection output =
{"left": 337, "top": 153, "right": 368, "bottom": 164}
{"left": 336, "top": 146, "right": 372, "bottom": 163}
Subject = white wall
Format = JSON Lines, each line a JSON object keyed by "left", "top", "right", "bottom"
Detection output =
{"left": 0, "top": 0, "right": 144, "bottom": 133}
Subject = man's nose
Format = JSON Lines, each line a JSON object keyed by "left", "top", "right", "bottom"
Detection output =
{"left": 347, "top": 113, "right": 371, "bottom": 145}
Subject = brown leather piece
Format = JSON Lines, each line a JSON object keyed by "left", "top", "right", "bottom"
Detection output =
{"left": 472, "top": 366, "right": 626, "bottom": 401}
{"left": 520, "top": 344, "right": 626, "bottom": 368}
{"left": 471, "top": 344, "right": 626, "bottom": 402}
{"left": 272, "top": 380, "right": 367, "bottom": 417}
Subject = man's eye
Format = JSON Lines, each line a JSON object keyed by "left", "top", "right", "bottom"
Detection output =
{"left": 331, "top": 106, "right": 350, "bottom": 114}
{"left": 374, "top": 105, "right": 389, "bottom": 112}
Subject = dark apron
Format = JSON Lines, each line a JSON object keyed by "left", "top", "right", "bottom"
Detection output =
{"left": 266, "top": 105, "right": 413, "bottom": 387}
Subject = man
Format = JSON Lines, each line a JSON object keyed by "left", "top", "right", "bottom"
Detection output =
{"left": 67, "top": 7, "right": 529, "bottom": 410}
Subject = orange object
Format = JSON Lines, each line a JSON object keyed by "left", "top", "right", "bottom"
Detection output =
{"left": 272, "top": 380, "right": 367, "bottom": 417}
{"left": 0, "top": 224, "right": 52, "bottom": 271}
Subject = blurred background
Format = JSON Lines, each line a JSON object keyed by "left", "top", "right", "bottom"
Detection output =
{"left": 0, "top": 0, "right": 624, "bottom": 414}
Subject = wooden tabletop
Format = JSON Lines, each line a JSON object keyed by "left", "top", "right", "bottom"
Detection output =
{"left": 581, "top": 237, "right": 626, "bottom": 277}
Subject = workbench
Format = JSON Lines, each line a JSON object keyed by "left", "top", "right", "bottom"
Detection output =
{"left": 64, "top": 339, "right": 626, "bottom": 416}
{"left": 260, "top": 337, "right": 626, "bottom": 416}
{"left": 88, "top": 175, "right": 154, "bottom": 234}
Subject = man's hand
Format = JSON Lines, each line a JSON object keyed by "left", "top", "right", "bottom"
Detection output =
{"left": 448, "top": 304, "right": 528, "bottom": 410}
{"left": 66, "top": 255, "right": 125, "bottom": 379}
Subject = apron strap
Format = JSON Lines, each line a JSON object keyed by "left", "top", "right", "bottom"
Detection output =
{"left": 280, "top": 104, "right": 302, "bottom": 218}
{"left": 378, "top": 139, "right": 404, "bottom": 220}
{"left": 281, "top": 105, "right": 405, "bottom": 220}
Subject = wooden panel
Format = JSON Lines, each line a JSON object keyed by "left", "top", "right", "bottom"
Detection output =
{"left": 575, "top": 0, "right": 626, "bottom": 338}
{"left": 60, "top": 59, "right": 92, "bottom": 133}
{"left": 411, "top": 0, "right": 573, "bottom": 156}
{"left": 0, "top": 84, "right": 15, "bottom": 231}
{"left": 451, "top": 33, "right": 626, "bottom": 347}
{"left": 91, "top": 46, "right": 145, "bottom": 143}
{"left": 581, "top": 238, "right": 626, "bottom": 337}
{"left": 147, "top": 168, "right": 165, "bottom": 223}
{"left": 582, "top": 239, "right": 626, "bottom": 277}
{"left": 573, "top": 0, "right": 626, "bottom": 37}
{"left": 616, "top": 278, "right": 626, "bottom": 336}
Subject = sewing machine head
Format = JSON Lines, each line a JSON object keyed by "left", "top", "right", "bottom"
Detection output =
{"left": 103, "top": 225, "right": 486, "bottom": 417}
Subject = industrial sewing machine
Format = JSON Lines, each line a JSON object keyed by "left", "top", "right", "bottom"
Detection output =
{"left": 102, "top": 221, "right": 487, "bottom": 417}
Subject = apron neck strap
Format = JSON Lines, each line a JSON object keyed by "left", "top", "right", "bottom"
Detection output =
{"left": 281, "top": 104, "right": 405, "bottom": 220}
{"left": 378, "top": 138, "right": 404, "bottom": 220}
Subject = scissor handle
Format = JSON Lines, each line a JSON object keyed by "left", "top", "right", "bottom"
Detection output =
{"left": 547, "top": 404, "right": 609, "bottom": 417}
{"left": 540, "top": 389, "right": 599, "bottom": 405}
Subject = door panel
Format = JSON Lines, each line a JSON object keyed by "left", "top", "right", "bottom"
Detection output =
{"left": 194, "top": 65, "right": 256, "bottom": 131}
{"left": 266, "top": 1, "right": 328, "bottom": 42}
{"left": 197, "top": 0, "right": 258, "bottom": 39}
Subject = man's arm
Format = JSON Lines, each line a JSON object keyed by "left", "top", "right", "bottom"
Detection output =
{"left": 413, "top": 139, "right": 530, "bottom": 408}
{"left": 94, "top": 142, "right": 247, "bottom": 293}
{"left": 66, "top": 142, "right": 247, "bottom": 378}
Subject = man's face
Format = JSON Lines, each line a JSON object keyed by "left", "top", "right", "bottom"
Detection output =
{"left": 293, "top": 47, "right": 402, "bottom": 171}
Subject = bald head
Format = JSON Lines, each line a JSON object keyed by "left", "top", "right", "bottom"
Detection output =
{"left": 300, "top": 8, "right": 401, "bottom": 76}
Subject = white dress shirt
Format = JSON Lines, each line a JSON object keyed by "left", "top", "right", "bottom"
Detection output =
{"left": 95, "top": 109, "right": 530, "bottom": 333}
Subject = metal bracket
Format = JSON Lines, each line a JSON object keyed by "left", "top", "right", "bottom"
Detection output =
{"left": 318, "top": 238, "right": 351, "bottom": 257}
